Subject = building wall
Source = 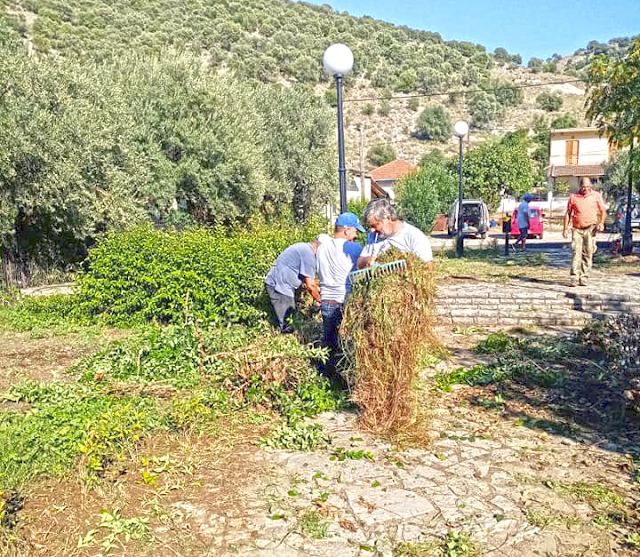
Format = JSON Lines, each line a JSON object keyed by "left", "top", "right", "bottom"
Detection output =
{"left": 549, "top": 130, "right": 609, "bottom": 166}
{"left": 348, "top": 176, "right": 372, "bottom": 202}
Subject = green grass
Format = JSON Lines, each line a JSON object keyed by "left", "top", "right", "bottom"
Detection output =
{"left": 299, "top": 511, "right": 330, "bottom": 539}
{"left": 434, "top": 248, "right": 553, "bottom": 281}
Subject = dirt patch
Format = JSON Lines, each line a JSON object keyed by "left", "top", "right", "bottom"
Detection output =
{"left": 0, "top": 329, "right": 127, "bottom": 395}
{"left": 12, "top": 420, "right": 273, "bottom": 557}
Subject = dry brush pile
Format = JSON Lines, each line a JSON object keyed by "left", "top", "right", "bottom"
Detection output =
{"left": 342, "top": 253, "right": 437, "bottom": 433}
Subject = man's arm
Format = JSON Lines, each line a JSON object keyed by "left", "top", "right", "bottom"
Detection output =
{"left": 562, "top": 202, "right": 573, "bottom": 238}
{"left": 302, "top": 277, "right": 321, "bottom": 304}
{"left": 597, "top": 195, "right": 607, "bottom": 231}
{"left": 357, "top": 256, "right": 374, "bottom": 269}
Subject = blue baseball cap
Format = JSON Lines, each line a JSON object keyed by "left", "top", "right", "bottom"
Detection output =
{"left": 523, "top": 194, "right": 534, "bottom": 201}
{"left": 335, "top": 212, "right": 366, "bottom": 232}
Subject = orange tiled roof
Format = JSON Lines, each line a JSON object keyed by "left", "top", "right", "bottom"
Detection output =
{"left": 369, "top": 159, "right": 416, "bottom": 180}
{"left": 548, "top": 164, "right": 605, "bottom": 178}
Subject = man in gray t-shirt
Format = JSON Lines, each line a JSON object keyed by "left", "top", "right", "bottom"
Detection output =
{"left": 357, "top": 198, "right": 434, "bottom": 271}
{"left": 265, "top": 238, "right": 323, "bottom": 332}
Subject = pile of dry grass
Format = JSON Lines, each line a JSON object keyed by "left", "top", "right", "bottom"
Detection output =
{"left": 342, "top": 252, "right": 437, "bottom": 433}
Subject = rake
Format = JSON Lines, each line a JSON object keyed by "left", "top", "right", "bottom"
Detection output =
{"left": 349, "top": 259, "right": 407, "bottom": 283}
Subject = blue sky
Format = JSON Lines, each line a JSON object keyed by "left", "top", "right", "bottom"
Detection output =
{"left": 306, "top": 0, "right": 640, "bottom": 62}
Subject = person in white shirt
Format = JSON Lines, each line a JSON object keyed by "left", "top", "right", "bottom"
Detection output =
{"left": 357, "top": 198, "right": 434, "bottom": 271}
{"left": 514, "top": 193, "right": 533, "bottom": 252}
{"left": 316, "top": 212, "right": 364, "bottom": 380}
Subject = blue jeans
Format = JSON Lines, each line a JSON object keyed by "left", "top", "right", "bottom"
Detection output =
{"left": 321, "top": 301, "right": 344, "bottom": 364}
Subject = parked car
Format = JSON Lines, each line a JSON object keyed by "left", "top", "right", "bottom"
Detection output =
{"left": 448, "top": 199, "right": 490, "bottom": 238}
{"left": 609, "top": 196, "right": 640, "bottom": 232}
{"left": 510, "top": 206, "right": 544, "bottom": 239}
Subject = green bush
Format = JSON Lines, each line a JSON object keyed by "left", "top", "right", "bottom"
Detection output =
{"left": 396, "top": 163, "right": 457, "bottom": 232}
{"left": 415, "top": 105, "right": 452, "bottom": 141}
{"left": 368, "top": 143, "right": 396, "bottom": 167}
{"left": 75, "top": 224, "right": 316, "bottom": 325}
{"left": 536, "top": 92, "right": 563, "bottom": 111}
{"left": 361, "top": 103, "right": 375, "bottom": 116}
{"left": 378, "top": 99, "right": 391, "bottom": 116}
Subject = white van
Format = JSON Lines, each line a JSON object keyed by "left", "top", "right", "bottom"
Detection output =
{"left": 448, "top": 199, "right": 490, "bottom": 239}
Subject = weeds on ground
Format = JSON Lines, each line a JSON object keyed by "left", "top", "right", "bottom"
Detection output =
{"left": 0, "top": 382, "right": 163, "bottom": 488}
{"left": 435, "top": 332, "right": 577, "bottom": 392}
{"left": 0, "top": 320, "right": 344, "bottom": 494}
{"left": 261, "top": 423, "right": 332, "bottom": 451}
{"left": 0, "top": 294, "right": 81, "bottom": 335}
{"left": 395, "top": 530, "right": 479, "bottom": 557}
{"left": 299, "top": 511, "right": 330, "bottom": 539}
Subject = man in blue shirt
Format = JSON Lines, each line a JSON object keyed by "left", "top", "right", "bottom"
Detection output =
{"left": 264, "top": 237, "right": 325, "bottom": 333}
{"left": 514, "top": 193, "right": 533, "bottom": 252}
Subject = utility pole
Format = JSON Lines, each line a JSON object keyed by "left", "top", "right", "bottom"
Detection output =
{"left": 359, "top": 124, "right": 365, "bottom": 202}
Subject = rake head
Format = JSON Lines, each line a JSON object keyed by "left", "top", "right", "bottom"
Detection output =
{"left": 349, "top": 259, "right": 407, "bottom": 283}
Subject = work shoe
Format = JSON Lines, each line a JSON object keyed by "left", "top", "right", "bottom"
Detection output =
{"left": 579, "top": 278, "right": 589, "bottom": 286}
{"left": 570, "top": 278, "right": 578, "bottom": 287}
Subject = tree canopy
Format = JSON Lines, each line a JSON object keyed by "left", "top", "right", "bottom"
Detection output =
{"left": 451, "top": 136, "right": 535, "bottom": 210}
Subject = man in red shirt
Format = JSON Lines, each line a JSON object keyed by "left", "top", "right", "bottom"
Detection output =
{"left": 563, "top": 177, "right": 607, "bottom": 286}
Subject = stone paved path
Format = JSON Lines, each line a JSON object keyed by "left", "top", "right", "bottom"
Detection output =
{"left": 437, "top": 269, "right": 640, "bottom": 327}
{"left": 177, "top": 400, "right": 637, "bottom": 557}
{"left": 170, "top": 326, "right": 640, "bottom": 557}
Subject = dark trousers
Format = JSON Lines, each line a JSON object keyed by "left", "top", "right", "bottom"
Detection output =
{"left": 321, "top": 301, "right": 344, "bottom": 367}
{"left": 265, "top": 284, "right": 295, "bottom": 332}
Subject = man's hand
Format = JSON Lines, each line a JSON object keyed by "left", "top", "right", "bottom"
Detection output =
{"left": 562, "top": 229, "right": 568, "bottom": 239}
{"left": 597, "top": 222, "right": 604, "bottom": 232}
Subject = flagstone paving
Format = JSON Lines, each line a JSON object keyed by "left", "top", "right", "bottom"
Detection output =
{"left": 166, "top": 327, "right": 640, "bottom": 557}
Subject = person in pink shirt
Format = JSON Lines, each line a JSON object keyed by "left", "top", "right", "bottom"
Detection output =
{"left": 563, "top": 177, "right": 607, "bottom": 286}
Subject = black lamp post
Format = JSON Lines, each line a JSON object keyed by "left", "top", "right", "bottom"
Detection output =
{"left": 622, "top": 140, "right": 635, "bottom": 255}
{"left": 323, "top": 44, "right": 354, "bottom": 214}
{"left": 454, "top": 121, "right": 469, "bottom": 257}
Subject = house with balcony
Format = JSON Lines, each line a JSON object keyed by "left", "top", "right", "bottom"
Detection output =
{"left": 547, "top": 127, "right": 613, "bottom": 191}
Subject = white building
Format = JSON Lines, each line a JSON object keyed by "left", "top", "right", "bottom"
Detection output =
{"left": 547, "top": 127, "right": 612, "bottom": 191}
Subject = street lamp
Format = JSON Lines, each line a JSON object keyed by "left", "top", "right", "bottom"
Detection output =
{"left": 622, "top": 141, "right": 635, "bottom": 255}
{"left": 454, "top": 120, "right": 469, "bottom": 257}
{"left": 323, "top": 43, "right": 354, "bottom": 213}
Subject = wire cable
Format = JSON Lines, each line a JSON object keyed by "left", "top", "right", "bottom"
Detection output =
{"left": 343, "top": 78, "right": 587, "bottom": 103}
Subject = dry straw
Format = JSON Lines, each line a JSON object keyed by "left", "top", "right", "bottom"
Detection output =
{"left": 342, "top": 252, "right": 436, "bottom": 433}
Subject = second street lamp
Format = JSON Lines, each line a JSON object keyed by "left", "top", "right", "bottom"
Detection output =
{"left": 323, "top": 43, "right": 354, "bottom": 214}
{"left": 454, "top": 120, "right": 469, "bottom": 257}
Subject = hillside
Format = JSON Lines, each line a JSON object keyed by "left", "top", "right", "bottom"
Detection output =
{"left": 1, "top": 0, "right": 600, "bottom": 169}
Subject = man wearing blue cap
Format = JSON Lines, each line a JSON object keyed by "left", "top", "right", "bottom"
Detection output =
{"left": 514, "top": 193, "right": 534, "bottom": 252}
{"left": 316, "top": 212, "right": 365, "bottom": 380}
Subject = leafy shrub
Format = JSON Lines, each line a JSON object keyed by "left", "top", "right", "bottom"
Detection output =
{"left": 75, "top": 224, "right": 315, "bottom": 325}
{"left": 493, "top": 80, "right": 523, "bottom": 107}
{"left": 469, "top": 91, "right": 504, "bottom": 129}
{"left": 361, "top": 103, "right": 375, "bottom": 116}
{"left": 396, "top": 163, "right": 457, "bottom": 233}
{"left": 73, "top": 321, "right": 342, "bottom": 422}
{"left": 551, "top": 114, "right": 579, "bottom": 129}
{"left": 378, "top": 99, "right": 391, "bottom": 116}
{"left": 407, "top": 97, "right": 420, "bottom": 111}
{"left": 368, "top": 143, "right": 396, "bottom": 167}
{"left": 536, "top": 91, "right": 563, "bottom": 111}
{"left": 415, "top": 105, "right": 452, "bottom": 141}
